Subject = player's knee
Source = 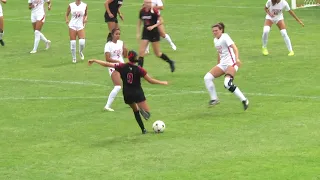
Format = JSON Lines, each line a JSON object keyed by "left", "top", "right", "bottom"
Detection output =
{"left": 204, "top": 72, "right": 214, "bottom": 81}
{"left": 155, "top": 52, "right": 162, "bottom": 57}
{"left": 70, "top": 40, "right": 76, "bottom": 49}
{"left": 224, "top": 77, "right": 237, "bottom": 92}
{"left": 280, "top": 29, "right": 288, "bottom": 37}
{"left": 263, "top": 26, "right": 270, "bottom": 34}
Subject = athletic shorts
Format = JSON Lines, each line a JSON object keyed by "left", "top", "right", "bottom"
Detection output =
{"left": 108, "top": 68, "right": 116, "bottom": 76}
{"left": 217, "top": 63, "right": 238, "bottom": 72}
{"left": 104, "top": 12, "right": 118, "bottom": 23}
{"left": 142, "top": 28, "right": 160, "bottom": 42}
{"left": 0, "top": 5, "right": 3, "bottom": 17}
{"left": 123, "top": 88, "right": 146, "bottom": 104}
{"left": 266, "top": 14, "right": 284, "bottom": 24}
{"left": 31, "top": 12, "right": 45, "bottom": 23}
{"left": 69, "top": 24, "right": 85, "bottom": 31}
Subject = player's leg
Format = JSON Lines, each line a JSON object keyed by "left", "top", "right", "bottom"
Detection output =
{"left": 36, "top": 16, "right": 50, "bottom": 50}
{"left": 106, "top": 21, "right": 116, "bottom": 41}
{"left": 69, "top": 28, "right": 77, "bottom": 63}
{"left": 262, "top": 19, "right": 273, "bottom": 56}
{"left": 0, "top": 15, "right": 4, "bottom": 46}
{"left": 104, "top": 70, "right": 122, "bottom": 111}
{"left": 277, "top": 20, "right": 294, "bottom": 56}
{"left": 204, "top": 65, "right": 224, "bottom": 106}
{"left": 137, "top": 100, "right": 150, "bottom": 120}
{"left": 129, "top": 102, "right": 147, "bottom": 134}
{"left": 151, "top": 41, "right": 175, "bottom": 72}
{"left": 224, "top": 66, "right": 249, "bottom": 110}
{"left": 137, "top": 39, "right": 149, "bottom": 67}
{"left": 77, "top": 28, "right": 86, "bottom": 60}
{"left": 158, "top": 24, "right": 176, "bottom": 50}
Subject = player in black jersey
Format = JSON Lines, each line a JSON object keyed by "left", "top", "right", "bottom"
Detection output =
{"left": 104, "top": 0, "right": 123, "bottom": 41}
{"left": 136, "top": 0, "right": 175, "bottom": 72}
{"left": 88, "top": 50, "right": 168, "bottom": 134}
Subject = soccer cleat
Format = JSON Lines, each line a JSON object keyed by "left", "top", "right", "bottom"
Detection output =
{"left": 139, "top": 109, "right": 150, "bottom": 120}
{"left": 169, "top": 60, "right": 175, "bottom": 72}
{"left": 72, "top": 59, "right": 77, "bottom": 63}
{"left": 45, "top": 40, "right": 51, "bottom": 50}
{"left": 171, "top": 43, "right": 177, "bottom": 51}
{"left": 144, "top": 49, "right": 149, "bottom": 54}
{"left": 288, "top": 51, "right": 294, "bottom": 56}
{"left": 104, "top": 107, "right": 114, "bottom": 112}
{"left": 262, "top": 47, "right": 269, "bottom": 56}
{"left": 242, "top": 99, "right": 249, "bottom": 111}
{"left": 0, "top": 39, "right": 5, "bottom": 46}
{"left": 208, "top": 100, "right": 220, "bottom": 107}
{"left": 30, "top": 50, "right": 37, "bottom": 54}
{"left": 142, "top": 129, "right": 147, "bottom": 134}
{"left": 80, "top": 51, "right": 84, "bottom": 60}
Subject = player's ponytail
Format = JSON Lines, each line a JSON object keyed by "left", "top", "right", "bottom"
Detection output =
{"left": 212, "top": 22, "right": 225, "bottom": 33}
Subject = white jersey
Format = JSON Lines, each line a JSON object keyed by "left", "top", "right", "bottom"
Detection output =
{"left": 69, "top": 2, "right": 87, "bottom": 27}
{"left": 265, "top": 0, "right": 290, "bottom": 18}
{"left": 104, "top": 40, "right": 124, "bottom": 63}
{"left": 0, "top": 3, "right": 3, "bottom": 17}
{"left": 151, "top": 0, "right": 163, "bottom": 14}
{"left": 28, "top": 0, "right": 49, "bottom": 14}
{"left": 214, "top": 33, "right": 236, "bottom": 65}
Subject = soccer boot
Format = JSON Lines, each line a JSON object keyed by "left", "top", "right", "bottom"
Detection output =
{"left": 242, "top": 99, "right": 249, "bottom": 111}
{"left": 262, "top": 47, "right": 269, "bottom": 56}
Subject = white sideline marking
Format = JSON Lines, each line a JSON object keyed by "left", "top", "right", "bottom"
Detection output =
{"left": 0, "top": 78, "right": 319, "bottom": 101}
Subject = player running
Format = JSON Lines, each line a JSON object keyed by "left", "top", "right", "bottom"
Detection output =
{"left": 103, "top": 28, "right": 128, "bottom": 111}
{"left": 0, "top": 0, "right": 6, "bottom": 46}
{"left": 65, "top": 0, "right": 88, "bottom": 63}
{"left": 262, "top": 0, "right": 304, "bottom": 56}
{"left": 137, "top": 0, "right": 175, "bottom": 72}
{"left": 28, "top": 0, "right": 51, "bottom": 53}
{"left": 204, "top": 22, "right": 249, "bottom": 110}
{"left": 144, "top": 0, "right": 176, "bottom": 54}
{"left": 104, "top": 0, "right": 123, "bottom": 41}
{"left": 88, "top": 50, "right": 168, "bottom": 134}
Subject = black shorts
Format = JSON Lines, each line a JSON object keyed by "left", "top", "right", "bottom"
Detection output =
{"left": 123, "top": 88, "right": 146, "bottom": 104}
{"left": 142, "top": 28, "right": 160, "bottom": 42}
{"left": 104, "top": 12, "right": 118, "bottom": 23}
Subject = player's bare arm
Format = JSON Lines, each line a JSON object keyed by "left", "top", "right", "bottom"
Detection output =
{"left": 105, "top": 0, "right": 114, "bottom": 18}
{"left": 105, "top": 52, "right": 121, "bottom": 63}
{"left": 122, "top": 43, "right": 128, "bottom": 58}
{"left": 29, "top": 3, "right": 34, "bottom": 9}
{"left": 118, "top": 9, "right": 123, "bottom": 21}
{"left": 264, "top": 7, "right": 274, "bottom": 17}
{"left": 83, "top": 6, "right": 88, "bottom": 24}
{"left": 65, "top": 6, "right": 71, "bottom": 24}
{"left": 143, "top": 74, "right": 168, "bottom": 85}
{"left": 136, "top": 19, "right": 142, "bottom": 39}
{"left": 147, "top": 16, "right": 162, "bottom": 31}
{"left": 88, "top": 59, "right": 116, "bottom": 68}
{"left": 1, "top": 0, "right": 7, "bottom": 4}
{"left": 230, "top": 44, "right": 241, "bottom": 67}
{"left": 47, "top": 0, "right": 51, "bottom": 10}
{"left": 288, "top": 10, "right": 304, "bottom": 27}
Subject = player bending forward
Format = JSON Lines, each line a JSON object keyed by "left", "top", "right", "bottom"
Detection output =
{"left": 204, "top": 22, "right": 249, "bottom": 110}
{"left": 88, "top": 51, "right": 168, "bottom": 134}
{"left": 262, "top": 0, "right": 304, "bottom": 56}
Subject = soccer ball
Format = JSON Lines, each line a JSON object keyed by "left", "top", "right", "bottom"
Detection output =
{"left": 152, "top": 120, "right": 166, "bottom": 133}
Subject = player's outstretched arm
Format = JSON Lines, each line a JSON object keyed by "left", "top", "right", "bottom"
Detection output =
{"left": 288, "top": 10, "right": 304, "bottom": 27}
{"left": 88, "top": 59, "right": 116, "bottom": 68}
{"left": 143, "top": 74, "right": 168, "bottom": 85}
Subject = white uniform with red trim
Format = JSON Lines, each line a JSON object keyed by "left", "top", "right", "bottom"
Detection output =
{"left": 104, "top": 40, "right": 124, "bottom": 76}
{"left": 265, "top": 0, "right": 290, "bottom": 24}
{"left": 28, "top": 0, "right": 49, "bottom": 23}
{"left": 68, "top": 2, "right": 87, "bottom": 31}
{"left": 214, "top": 33, "right": 238, "bottom": 72}
{"left": 151, "top": 0, "right": 163, "bottom": 14}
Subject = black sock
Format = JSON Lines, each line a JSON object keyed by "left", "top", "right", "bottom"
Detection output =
{"left": 134, "top": 111, "right": 145, "bottom": 130}
{"left": 138, "top": 57, "right": 144, "bottom": 67}
{"left": 160, "top": 53, "right": 172, "bottom": 63}
{"left": 0, "top": 29, "right": 3, "bottom": 33}
{"left": 107, "top": 33, "right": 112, "bottom": 42}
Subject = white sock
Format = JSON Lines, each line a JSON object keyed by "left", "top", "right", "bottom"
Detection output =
{"left": 204, "top": 73, "right": 218, "bottom": 100}
{"left": 33, "top": 30, "right": 41, "bottom": 51}
{"left": 70, "top": 40, "right": 76, "bottom": 60}
{"left": 262, "top": 26, "right": 270, "bottom": 48}
{"left": 233, "top": 87, "right": 247, "bottom": 101}
{"left": 79, "top": 39, "right": 85, "bottom": 53}
{"left": 0, "top": 30, "right": 3, "bottom": 40}
{"left": 280, "top": 29, "right": 293, "bottom": 52}
{"left": 164, "top": 34, "right": 173, "bottom": 44}
{"left": 40, "top": 32, "right": 48, "bottom": 42}
{"left": 145, "top": 43, "right": 150, "bottom": 52}
{"left": 105, "top": 85, "right": 122, "bottom": 108}
{"left": 224, "top": 77, "right": 246, "bottom": 101}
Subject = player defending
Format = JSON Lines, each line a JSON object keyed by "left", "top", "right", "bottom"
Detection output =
{"left": 88, "top": 51, "right": 168, "bottom": 134}
{"left": 104, "top": 0, "right": 123, "bottom": 41}
{"left": 103, "top": 28, "right": 128, "bottom": 111}
{"left": 204, "top": 22, "right": 249, "bottom": 110}
{"left": 66, "top": 0, "right": 88, "bottom": 63}
{"left": 262, "top": 0, "right": 304, "bottom": 56}
{"left": 28, "top": 0, "right": 51, "bottom": 53}
{"left": 144, "top": 0, "right": 176, "bottom": 54}
{"left": 0, "top": 0, "right": 6, "bottom": 46}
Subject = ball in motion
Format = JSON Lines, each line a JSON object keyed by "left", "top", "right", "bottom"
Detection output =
{"left": 152, "top": 120, "right": 166, "bottom": 133}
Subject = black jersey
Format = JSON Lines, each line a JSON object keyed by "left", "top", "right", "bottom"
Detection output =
{"left": 108, "top": 0, "right": 123, "bottom": 16}
{"left": 139, "top": 7, "right": 160, "bottom": 28}
{"left": 115, "top": 62, "right": 147, "bottom": 90}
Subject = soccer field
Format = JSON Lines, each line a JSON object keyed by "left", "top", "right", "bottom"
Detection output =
{"left": 1, "top": 0, "right": 320, "bottom": 179}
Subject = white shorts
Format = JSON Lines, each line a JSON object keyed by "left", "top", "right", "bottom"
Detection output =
{"left": 68, "top": 25, "right": 84, "bottom": 31}
{"left": 31, "top": 13, "right": 45, "bottom": 23}
{"left": 266, "top": 14, "right": 284, "bottom": 24}
{"left": 217, "top": 63, "right": 238, "bottom": 72}
{"left": 108, "top": 68, "right": 116, "bottom": 76}
{"left": 0, "top": 6, "right": 3, "bottom": 17}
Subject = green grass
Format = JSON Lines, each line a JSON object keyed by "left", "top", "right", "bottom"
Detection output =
{"left": 1, "top": 0, "right": 320, "bottom": 179}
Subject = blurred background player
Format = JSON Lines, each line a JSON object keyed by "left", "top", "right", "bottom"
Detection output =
{"left": 103, "top": 28, "right": 128, "bottom": 111}
{"left": 262, "top": 0, "right": 304, "bottom": 56}
{"left": 28, "top": 0, "right": 51, "bottom": 53}
{"left": 137, "top": 0, "right": 175, "bottom": 72}
{"left": 0, "top": 0, "right": 6, "bottom": 46}
{"left": 88, "top": 50, "right": 168, "bottom": 134}
{"left": 66, "top": 0, "right": 88, "bottom": 63}
{"left": 104, "top": 0, "right": 123, "bottom": 41}
{"left": 144, "top": 0, "right": 176, "bottom": 54}
{"left": 204, "top": 22, "right": 249, "bottom": 110}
